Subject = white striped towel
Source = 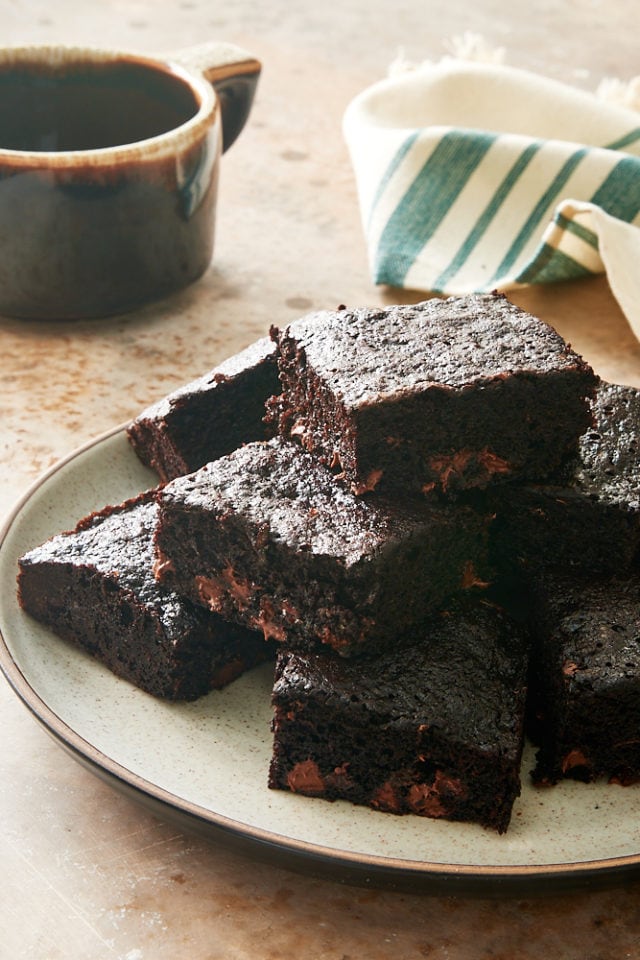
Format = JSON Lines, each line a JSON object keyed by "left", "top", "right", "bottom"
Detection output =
{"left": 343, "top": 53, "right": 640, "bottom": 339}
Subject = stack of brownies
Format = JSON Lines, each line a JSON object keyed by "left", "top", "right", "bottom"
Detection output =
{"left": 18, "top": 293, "right": 640, "bottom": 834}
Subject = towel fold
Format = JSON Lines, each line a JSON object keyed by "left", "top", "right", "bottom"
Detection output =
{"left": 343, "top": 51, "right": 640, "bottom": 338}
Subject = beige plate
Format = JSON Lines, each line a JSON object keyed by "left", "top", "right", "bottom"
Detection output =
{"left": 1, "top": 425, "right": 640, "bottom": 895}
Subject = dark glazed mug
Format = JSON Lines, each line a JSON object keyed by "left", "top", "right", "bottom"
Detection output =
{"left": 0, "top": 42, "right": 261, "bottom": 319}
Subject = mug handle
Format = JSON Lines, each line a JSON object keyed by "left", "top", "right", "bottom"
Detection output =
{"left": 169, "top": 42, "right": 261, "bottom": 152}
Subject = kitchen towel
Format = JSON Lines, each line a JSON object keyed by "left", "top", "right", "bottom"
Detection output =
{"left": 343, "top": 40, "right": 640, "bottom": 338}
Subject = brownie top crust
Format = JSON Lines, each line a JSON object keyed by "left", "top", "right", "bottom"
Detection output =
{"left": 272, "top": 599, "right": 529, "bottom": 755}
{"left": 281, "top": 294, "right": 595, "bottom": 409}
{"left": 132, "top": 336, "right": 276, "bottom": 422}
{"left": 160, "top": 437, "right": 458, "bottom": 568}
{"left": 566, "top": 381, "right": 640, "bottom": 509}
{"left": 19, "top": 493, "right": 193, "bottom": 636}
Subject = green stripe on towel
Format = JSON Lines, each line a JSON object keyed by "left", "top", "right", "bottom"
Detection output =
{"left": 373, "top": 129, "right": 497, "bottom": 286}
{"left": 605, "top": 129, "right": 640, "bottom": 152}
{"left": 590, "top": 156, "right": 640, "bottom": 221}
{"left": 489, "top": 147, "right": 588, "bottom": 282}
{"left": 516, "top": 244, "right": 596, "bottom": 284}
{"left": 554, "top": 212, "right": 599, "bottom": 249}
{"left": 366, "top": 130, "right": 420, "bottom": 229}
{"left": 433, "top": 140, "right": 543, "bottom": 292}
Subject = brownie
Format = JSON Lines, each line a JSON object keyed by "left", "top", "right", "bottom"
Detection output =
{"left": 154, "top": 437, "right": 491, "bottom": 657}
{"left": 127, "top": 336, "right": 279, "bottom": 481}
{"left": 17, "top": 491, "right": 271, "bottom": 701}
{"left": 527, "top": 573, "right": 640, "bottom": 785}
{"left": 268, "top": 599, "right": 530, "bottom": 833}
{"left": 270, "top": 293, "right": 597, "bottom": 496}
{"left": 489, "top": 382, "right": 640, "bottom": 577}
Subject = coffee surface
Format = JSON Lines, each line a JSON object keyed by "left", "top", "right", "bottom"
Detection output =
{"left": 0, "top": 59, "right": 200, "bottom": 151}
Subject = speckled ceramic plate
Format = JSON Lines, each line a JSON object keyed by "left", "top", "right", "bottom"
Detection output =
{"left": 2, "top": 425, "right": 640, "bottom": 895}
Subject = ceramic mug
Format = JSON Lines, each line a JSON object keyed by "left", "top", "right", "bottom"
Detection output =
{"left": 0, "top": 42, "right": 260, "bottom": 319}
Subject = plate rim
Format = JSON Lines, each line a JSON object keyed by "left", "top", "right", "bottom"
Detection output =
{"left": 2, "top": 424, "right": 640, "bottom": 895}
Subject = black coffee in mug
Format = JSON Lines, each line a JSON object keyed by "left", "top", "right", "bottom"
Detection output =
{"left": 0, "top": 61, "right": 202, "bottom": 152}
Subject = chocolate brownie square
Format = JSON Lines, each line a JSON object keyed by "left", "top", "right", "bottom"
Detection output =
{"left": 490, "top": 382, "right": 640, "bottom": 577}
{"left": 268, "top": 599, "right": 530, "bottom": 833}
{"left": 17, "top": 491, "right": 271, "bottom": 701}
{"left": 127, "top": 337, "right": 279, "bottom": 481}
{"left": 271, "top": 293, "right": 597, "bottom": 496}
{"left": 528, "top": 573, "right": 640, "bottom": 785}
{"left": 154, "top": 437, "right": 491, "bottom": 657}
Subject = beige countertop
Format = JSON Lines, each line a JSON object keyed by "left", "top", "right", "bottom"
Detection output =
{"left": 3, "top": 1, "right": 640, "bottom": 957}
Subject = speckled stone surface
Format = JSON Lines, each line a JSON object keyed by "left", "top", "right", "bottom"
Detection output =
{"left": 3, "top": 1, "right": 640, "bottom": 957}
